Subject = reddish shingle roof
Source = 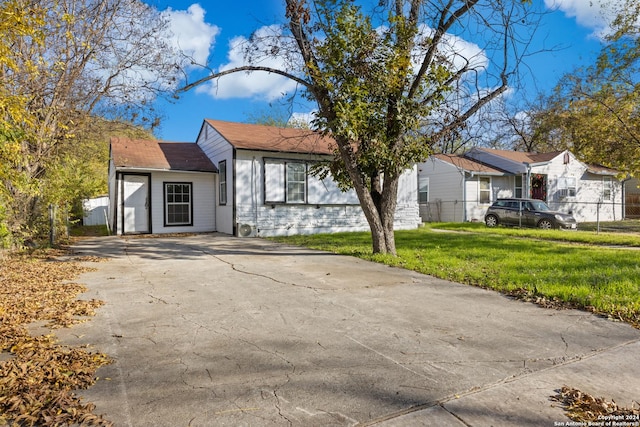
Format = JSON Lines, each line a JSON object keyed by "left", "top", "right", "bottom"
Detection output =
{"left": 205, "top": 119, "right": 336, "bottom": 155}
{"left": 586, "top": 164, "right": 620, "bottom": 175}
{"left": 432, "top": 154, "right": 506, "bottom": 174}
{"left": 111, "top": 137, "right": 218, "bottom": 173}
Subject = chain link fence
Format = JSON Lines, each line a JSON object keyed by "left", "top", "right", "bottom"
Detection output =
{"left": 420, "top": 198, "right": 637, "bottom": 224}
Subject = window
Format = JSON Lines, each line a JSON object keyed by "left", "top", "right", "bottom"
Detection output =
{"left": 286, "top": 162, "right": 306, "bottom": 203}
{"left": 558, "top": 177, "right": 577, "bottom": 197}
{"left": 418, "top": 176, "right": 429, "bottom": 203}
{"left": 479, "top": 177, "right": 491, "bottom": 204}
{"left": 219, "top": 160, "right": 227, "bottom": 205}
{"left": 514, "top": 175, "right": 523, "bottom": 198}
{"left": 164, "top": 182, "right": 192, "bottom": 226}
{"left": 264, "top": 159, "right": 310, "bottom": 204}
{"left": 603, "top": 176, "right": 612, "bottom": 201}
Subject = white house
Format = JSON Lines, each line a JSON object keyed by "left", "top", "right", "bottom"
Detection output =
{"left": 418, "top": 147, "right": 624, "bottom": 223}
{"left": 108, "top": 138, "right": 219, "bottom": 235}
{"left": 108, "top": 119, "right": 421, "bottom": 236}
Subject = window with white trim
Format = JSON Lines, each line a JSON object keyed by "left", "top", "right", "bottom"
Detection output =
{"left": 603, "top": 176, "right": 612, "bottom": 201}
{"left": 514, "top": 175, "right": 523, "bottom": 198}
{"left": 418, "top": 176, "right": 429, "bottom": 203}
{"left": 164, "top": 182, "right": 192, "bottom": 226}
{"left": 286, "top": 162, "right": 307, "bottom": 203}
{"left": 479, "top": 177, "right": 491, "bottom": 204}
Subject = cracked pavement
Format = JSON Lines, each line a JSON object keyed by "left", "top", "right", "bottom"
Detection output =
{"left": 57, "top": 234, "right": 640, "bottom": 426}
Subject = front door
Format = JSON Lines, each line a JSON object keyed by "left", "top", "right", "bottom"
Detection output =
{"left": 122, "top": 174, "right": 150, "bottom": 234}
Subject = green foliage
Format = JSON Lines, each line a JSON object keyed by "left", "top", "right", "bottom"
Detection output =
{"left": 280, "top": 0, "right": 537, "bottom": 254}
{"left": 308, "top": 1, "right": 436, "bottom": 191}
{"left": 0, "top": 0, "right": 173, "bottom": 247}
{"left": 531, "top": 0, "right": 640, "bottom": 176}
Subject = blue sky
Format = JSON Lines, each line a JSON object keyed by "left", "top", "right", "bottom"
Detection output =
{"left": 146, "top": 0, "right": 611, "bottom": 142}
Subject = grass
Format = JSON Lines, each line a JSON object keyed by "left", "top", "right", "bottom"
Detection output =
{"left": 69, "top": 224, "right": 110, "bottom": 237}
{"left": 270, "top": 224, "right": 640, "bottom": 328}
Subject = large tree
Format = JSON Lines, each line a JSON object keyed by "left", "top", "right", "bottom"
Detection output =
{"left": 182, "top": 0, "right": 539, "bottom": 254}
{"left": 529, "top": 0, "right": 640, "bottom": 175}
{"left": 1, "top": 0, "right": 188, "bottom": 245}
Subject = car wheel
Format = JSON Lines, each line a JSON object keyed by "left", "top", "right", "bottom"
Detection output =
{"left": 538, "top": 219, "right": 553, "bottom": 229}
{"left": 485, "top": 215, "right": 498, "bottom": 227}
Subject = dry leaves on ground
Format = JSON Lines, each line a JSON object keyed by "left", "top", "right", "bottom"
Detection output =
{"left": 507, "top": 288, "right": 640, "bottom": 330}
{"left": 0, "top": 250, "right": 112, "bottom": 426}
{"left": 552, "top": 386, "right": 640, "bottom": 423}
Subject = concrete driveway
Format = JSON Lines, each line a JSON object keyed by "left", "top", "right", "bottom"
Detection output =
{"left": 60, "top": 234, "right": 640, "bottom": 426}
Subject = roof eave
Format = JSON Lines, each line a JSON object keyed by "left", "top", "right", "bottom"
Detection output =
{"left": 114, "top": 166, "right": 218, "bottom": 174}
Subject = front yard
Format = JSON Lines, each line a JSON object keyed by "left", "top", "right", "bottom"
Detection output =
{"left": 271, "top": 222, "right": 640, "bottom": 329}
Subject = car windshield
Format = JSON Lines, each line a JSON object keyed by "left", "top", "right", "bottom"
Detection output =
{"left": 529, "top": 200, "right": 550, "bottom": 211}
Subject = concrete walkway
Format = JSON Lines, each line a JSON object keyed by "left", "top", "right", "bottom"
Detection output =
{"left": 59, "top": 234, "right": 640, "bottom": 426}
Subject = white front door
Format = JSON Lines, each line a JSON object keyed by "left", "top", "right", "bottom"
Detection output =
{"left": 123, "top": 174, "right": 150, "bottom": 234}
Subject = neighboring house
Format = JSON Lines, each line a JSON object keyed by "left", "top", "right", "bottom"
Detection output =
{"left": 418, "top": 147, "right": 624, "bottom": 223}
{"left": 108, "top": 119, "right": 421, "bottom": 236}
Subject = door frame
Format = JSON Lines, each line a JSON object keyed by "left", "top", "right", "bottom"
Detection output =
{"left": 118, "top": 172, "right": 152, "bottom": 235}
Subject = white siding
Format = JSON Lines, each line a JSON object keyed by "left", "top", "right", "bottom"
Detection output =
{"left": 196, "top": 122, "right": 234, "bottom": 234}
{"left": 150, "top": 171, "right": 216, "bottom": 234}
{"left": 420, "top": 150, "right": 624, "bottom": 224}
{"left": 235, "top": 151, "right": 419, "bottom": 236}
{"left": 417, "top": 158, "right": 465, "bottom": 222}
{"left": 528, "top": 152, "right": 623, "bottom": 222}
{"left": 112, "top": 169, "right": 215, "bottom": 235}
{"left": 568, "top": 173, "right": 623, "bottom": 222}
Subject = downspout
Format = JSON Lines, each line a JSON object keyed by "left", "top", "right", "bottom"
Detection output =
{"left": 524, "top": 162, "right": 531, "bottom": 198}
{"left": 232, "top": 148, "right": 237, "bottom": 236}
{"left": 464, "top": 171, "right": 473, "bottom": 222}
{"left": 252, "top": 156, "right": 258, "bottom": 230}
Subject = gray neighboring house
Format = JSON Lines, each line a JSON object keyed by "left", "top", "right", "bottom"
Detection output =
{"left": 418, "top": 147, "right": 624, "bottom": 223}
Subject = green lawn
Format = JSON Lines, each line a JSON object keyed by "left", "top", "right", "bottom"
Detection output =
{"left": 270, "top": 224, "right": 640, "bottom": 328}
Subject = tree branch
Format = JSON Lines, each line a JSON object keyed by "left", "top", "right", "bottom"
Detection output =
{"left": 176, "top": 65, "right": 310, "bottom": 94}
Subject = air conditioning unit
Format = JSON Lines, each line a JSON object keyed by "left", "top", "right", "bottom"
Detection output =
{"left": 236, "top": 223, "right": 256, "bottom": 238}
{"left": 557, "top": 188, "right": 569, "bottom": 199}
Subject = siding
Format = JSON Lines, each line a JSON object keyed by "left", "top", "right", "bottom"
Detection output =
{"left": 417, "top": 158, "right": 465, "bottom": 222}
{"left": 235, "top": 151, "right": 419, "bottom": 236}
{"left": 196, "top": 122, "right": 234, "bottom": 234}
{"left": 149, "top": 171, "right": 216, "bottom": 234}
{"left": 197, "top": 120, "right": 420, "bottom": 236}
{"left": 419, "top": 150, "right": 624, "bottom": 224}
{"left": 111, "top": 169, "right": 215, "bottom": 235}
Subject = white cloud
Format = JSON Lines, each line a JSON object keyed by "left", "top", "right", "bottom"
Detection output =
{"left": 545, "top": 0, "right": 616, "bottom": 37}
{"left": 162, "top": 4, "right": 219, "bottom": 66}
{"left": 197, "top": 25, "right": 300, "bottom": 100}
{"left": 196, "top": 21, "right": 488, "bottom": 103}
